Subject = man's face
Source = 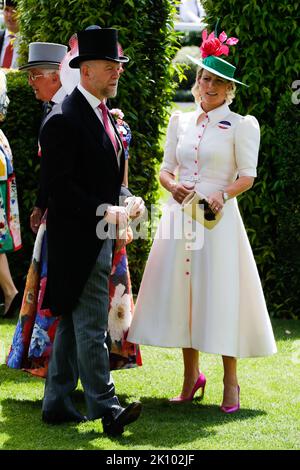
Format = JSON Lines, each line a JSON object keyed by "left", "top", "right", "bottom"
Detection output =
{"left": 3, "top": 5, "right": 19, "bottom": 33}
{"left": 85, "top": 60, "right": 122, "bottom": 100}
{"left": 28, "top": 68, "right": 59, "bottom": 102}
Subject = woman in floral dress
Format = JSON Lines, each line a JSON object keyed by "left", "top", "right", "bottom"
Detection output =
{"left": 0, "top": 70, "right": 22, "bottom": 318}
{"left": 6, "top": 108, "right": 141, "bottom": 376}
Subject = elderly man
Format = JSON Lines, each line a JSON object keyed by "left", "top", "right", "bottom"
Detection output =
{"left": 19, "top": 41, "right": 67, "bottom": 231}
{"left": 0, "top": 0, "right": 20, "bottom": 69}
{"left": 39, "top": 27, "right": 143, "bottom": 436}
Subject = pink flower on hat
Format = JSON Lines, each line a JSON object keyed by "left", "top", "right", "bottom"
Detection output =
{"left": 200, "top": 30, "right": 239, "bottom": 59}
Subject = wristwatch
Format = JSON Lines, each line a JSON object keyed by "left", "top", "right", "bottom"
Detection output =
{"left": 221, "top": 190, "right": 229, "bottom": 203}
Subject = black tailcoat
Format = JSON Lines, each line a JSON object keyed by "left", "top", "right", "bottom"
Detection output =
{"left": 39, "top": 88, "right": 130, "bottom": 315}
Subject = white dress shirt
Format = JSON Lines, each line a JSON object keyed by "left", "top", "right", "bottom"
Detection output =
{"left": 51, "top": 86, "right": 66, "bottom": 105}
{"left": 77, "top": 83, "right": 121, "bottom": 163}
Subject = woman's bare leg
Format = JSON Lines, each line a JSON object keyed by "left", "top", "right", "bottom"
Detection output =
{"left": 177, "top": 348, "right": 200, "bottom": 398}
{"left": 222, "top": 355, "right": 239, "bottom": 406}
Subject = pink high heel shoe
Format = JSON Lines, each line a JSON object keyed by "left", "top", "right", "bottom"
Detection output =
{"left": 220, "top": 385, "right": 240, "bottom": 414}
{"left": 169, "top": 372, "right": 206, "bottom": 403}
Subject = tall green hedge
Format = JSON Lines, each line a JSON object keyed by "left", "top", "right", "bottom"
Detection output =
{"left": 7, "top": 0, "right": 179, "bottom": 292}
{"left": 202, "top": 0, "right": 300, "bottom": 318}
{"left": 273, "top": 91, "right": 300, "bottom": 319}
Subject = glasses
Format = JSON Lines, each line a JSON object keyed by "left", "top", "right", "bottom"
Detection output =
{"left": 28, "top": 72, "right": 54, "bottom": 81}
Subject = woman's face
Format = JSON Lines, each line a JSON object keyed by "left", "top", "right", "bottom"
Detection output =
{"left": 198, "top": 70, "right": 232, "bottom": 111}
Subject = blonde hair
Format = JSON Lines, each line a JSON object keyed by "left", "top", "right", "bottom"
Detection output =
{"left": 191, "top": 67, "right": 236, "bottom": 105}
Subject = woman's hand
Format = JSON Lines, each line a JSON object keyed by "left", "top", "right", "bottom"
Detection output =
{"left": 207, "top": 191, "right": 224, "bottom": 214}
{"left": 170, "top": 182, "right": 194, "bottom": 204}
{"left": 126, "top": 225, "right": 134, "bottom": 245}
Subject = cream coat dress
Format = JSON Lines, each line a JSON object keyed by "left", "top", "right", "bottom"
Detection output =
{"left": 128, "top": 103, "right": 277, "bottom": 358}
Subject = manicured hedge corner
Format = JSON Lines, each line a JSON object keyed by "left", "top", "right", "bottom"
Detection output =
{"left": 17, "top": 0, "right": 180, "bottom": 291}
{"left": 2, "top": 71, "right": 43, "bottom": 290}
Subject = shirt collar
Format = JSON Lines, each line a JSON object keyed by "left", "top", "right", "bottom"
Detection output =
{"left": 195, "top": 104, "right": 208, "bottom": 124}
{"left": 4, "top": 29, "right": 17, "bottom": 39}
{"left": 200, "top": 102, "right": 231, "bottom": 125}
{"left": 77, "top": 83, "right": 101, "bottom": 110}
{"left": 51, "top": 86, "right": 66, "bottom": 104}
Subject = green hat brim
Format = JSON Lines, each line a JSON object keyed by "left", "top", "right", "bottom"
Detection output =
{"left": 186, "top": 55, "right": 249, "bottom": 87}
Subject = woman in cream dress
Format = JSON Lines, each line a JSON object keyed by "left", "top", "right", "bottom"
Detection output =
{"left": 128, "top": 32, "right": 277, "bottom": 412}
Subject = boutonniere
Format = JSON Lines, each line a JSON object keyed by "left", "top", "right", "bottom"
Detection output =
{"left": 110, "top": 108, "right": 124, "bottom": 126}
{"left": 8, "top": 32, "right": 17, "bottom": 46}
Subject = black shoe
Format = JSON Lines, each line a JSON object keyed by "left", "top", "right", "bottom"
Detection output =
{"left": 42, "top": 408, "right": 88, "bottom": 425}
{"left": 2, "top": 292, "right": 21, "bottom": 318}
{"left": 102, "top": 402, "right": 142, "bottom": 437}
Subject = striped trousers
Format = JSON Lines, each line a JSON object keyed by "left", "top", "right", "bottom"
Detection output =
{"left": 42, "top": 239, "right": 122, "bottom": 419}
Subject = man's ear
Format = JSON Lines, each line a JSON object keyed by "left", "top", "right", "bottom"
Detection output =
{"left": 80, "top": 63, "right": 90, "bottom": 79}
{"left": 50, "top": 72, "right": 58, "bottom": 84}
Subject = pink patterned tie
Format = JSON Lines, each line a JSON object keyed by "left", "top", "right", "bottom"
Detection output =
{"left": 98, "top": 102, "right": 119, "bottom": 154}
{"left": 2, "top": 35, "right": 15, "bottom": 68}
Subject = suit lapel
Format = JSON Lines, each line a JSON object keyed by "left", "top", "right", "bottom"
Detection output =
{"left": 69, "top": 89, "right": 121, "bottom": 174}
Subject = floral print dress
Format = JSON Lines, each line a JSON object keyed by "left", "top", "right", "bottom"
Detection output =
{"left": 6, "top": 112, "right": 141, "bottom": 376}
{"left": 0, "top": 129, "right": 22, "bottom": 253}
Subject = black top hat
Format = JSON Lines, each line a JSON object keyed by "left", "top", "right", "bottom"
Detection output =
{"left": 69, "top": 28, "right": 129, "bottom": 69}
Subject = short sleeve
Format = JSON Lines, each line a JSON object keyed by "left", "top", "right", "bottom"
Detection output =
{"left": 235, "top": 115, "right": 260, "bottom": 177}
{"left": 160, "top": 111, "right": 181, "bottom": 175}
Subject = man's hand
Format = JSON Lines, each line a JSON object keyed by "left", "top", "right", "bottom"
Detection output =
{"left": 124, "top": 196, "right": 145, "bottom": 219}
{"left": 30, "top": 207, "right": 43, "bottom": 233}
{"left": 104, "top": 206, "right": 128, "bottom": 228}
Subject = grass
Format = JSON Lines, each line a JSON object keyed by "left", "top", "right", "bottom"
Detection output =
{"left": 0, "top": 318, "right": 299, "bottom": 450}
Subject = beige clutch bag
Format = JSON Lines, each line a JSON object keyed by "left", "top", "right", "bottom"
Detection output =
{"left": 181, "top": 191, "right": 223, "bottom": 230}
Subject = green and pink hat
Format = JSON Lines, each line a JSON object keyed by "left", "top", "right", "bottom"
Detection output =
{"left": 187, "top": 29, "right": 248, "bottom": 87}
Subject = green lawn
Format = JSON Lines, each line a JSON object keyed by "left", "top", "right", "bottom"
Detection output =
{"left": 0, "top": 318, "right": 299, "bottom": 450}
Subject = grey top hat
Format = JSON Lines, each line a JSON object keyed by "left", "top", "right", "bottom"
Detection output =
{"left": 19, "top": 42, "right": 68, "bottom": 71}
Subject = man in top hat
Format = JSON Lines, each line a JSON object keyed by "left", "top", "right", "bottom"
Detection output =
{"left": 39, "top": 26, "right": 144, "bottom": 436}
{"left": 19, "top": 42, "right": 68, "bottom": 232}
{"left": 0, "top": 0, "right": 20, "bottom": 69}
